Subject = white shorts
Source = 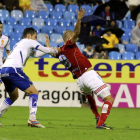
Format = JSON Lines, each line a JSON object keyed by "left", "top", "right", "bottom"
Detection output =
{"left": 77, "top": 70, "right": 110, "bottom": 99}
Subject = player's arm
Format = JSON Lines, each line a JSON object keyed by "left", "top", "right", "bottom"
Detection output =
{"left": 5, "top": 39, "right": 10, "bottom": 56}
{"left": 71, "top": 8, "right": 87, "bottom": 44}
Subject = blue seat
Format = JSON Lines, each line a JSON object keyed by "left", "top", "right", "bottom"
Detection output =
{"left": 116, "top": 20, "right": 122, "bottom": 28}
{"left": 66, "top": 26, "right": 74, "bottom": 31}
{"left": 121, "top": 35, "right": 129, "bottom": 43}
{"left": 10, "top": 40, "right": 16, "bottom": 49}
{"left": 81, "top": 5, "right": 92, "bottom": 15}
{"left": 50, "top": 33, "right": 63, "bottom": 42}
{"left": 63, "top": 12, "right": 75, "bottom": 21}
{"left": 37, "top": 11, "right": 49, "bottom": 19}
{"left": 30, "top": 25, "right": 40, "bottom": 34}
{"left": 55, "top": 4, "right": 66, "bottom": 12}
{"left": 10, "top": 33, "right": 22, "bottom": 42}
{"left": 125, "top": 44, "right": 138, "bottom": 53}
{"left": 38, "top": 41, "right": 45, "bottom": 46}
{"left": 50, "top": 11, "right": 62, "bottom": 20}
{"left": 71, "top": 20, "right": 77, "bottom": 27}
{"left": 123, "top": 20, "right": 135, "bottom": 29}
{"left": 0, "top": 10, "right": 10, "bottom": 19}
{"left": 54, "top": 26, "right": 66, "bottom": 35}
{"left": 0, "top": 17, "right": 6, "bottom": 24}
{"left": 122, "top": 28, "right": 131, "bottom": 39}
{"left": 41, "top": 54, "right": 52, "bottom": 58}
{"left": 77, "top": 44, "right": 85, "bottom": 52}
{"left": 32, "top": 18, "right": 45, "bottom": 29}
{"left": 58, "top": 19, "right": 71, "bottom": 27}
{"left": 19, "top": 18, "right": 31, "bottom": 26}
{"left": 2, "top": 25, "right": 13, "bottom": 36}
{"left": 68, "top": 5, "right": 79, "bottom": 15}
{"left": 5, "top": 17, "right": 17, "bottom": 26}
{"left": 24, "top": 10, "right": 36, "bottom": 19}
{"left": 45, "top": 4, "right": 53, "bottom": 12}
{"left": 58, "top": 42, "right": 64, "bottom": 47}
{"left": 109, "top": 51, "right": 121, "bottom": 60}
{"left": 11, "top": 10, "right": 23, "bottom": 21}
{"left": 93, "top": 5, "right": 98, "bottom": 14}
{"left": 13, "top": 25, "right": 26, "bottom": 34}
{"left": 49, "top": 41, "right": 58, "bottom": 47}
{"left": 41, "top": 26, "right": 53, "bottom": 35}
{"left": 44, "top": 19, "right": 58, "bottom": 27}
{"left": 136, "top": 52, "right": 140, "bottom": 60}
{"left": 122, "top": 52, "right": 134, "bottom": 60}
{"left": 37, "top": 33, "right": 46, "bottom": 44}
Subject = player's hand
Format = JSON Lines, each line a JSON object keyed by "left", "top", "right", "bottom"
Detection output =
{"left": 45, "top": 34, "right": 50, "bottom": 48}
{"left": 76, "top": 7, "right": 87, "bottom": 20}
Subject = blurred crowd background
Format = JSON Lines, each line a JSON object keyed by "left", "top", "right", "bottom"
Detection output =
{"left": 0, "top": 0, "right": 140, "bottom": 60}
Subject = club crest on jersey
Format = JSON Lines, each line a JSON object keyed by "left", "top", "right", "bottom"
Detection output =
{"left": 1, "top": 40, "right": 4, "bottom": 45}
{"left": 59, "top": 55, "right": 71, "bottom": 68}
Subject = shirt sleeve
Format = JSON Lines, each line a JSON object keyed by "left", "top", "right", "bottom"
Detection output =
{"left": 5, "top": 38, "right": 10, "bottom": 51}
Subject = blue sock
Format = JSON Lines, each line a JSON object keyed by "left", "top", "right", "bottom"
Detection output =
{"left": 4, "top": 98, "right": 13, "bottom": 106}
{"left": 29, "top": 94, "right": 38, "bottom": 120}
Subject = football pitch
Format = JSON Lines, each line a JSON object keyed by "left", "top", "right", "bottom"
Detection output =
{"left": 0, "top": 107, "right": 139, "bottom": 140}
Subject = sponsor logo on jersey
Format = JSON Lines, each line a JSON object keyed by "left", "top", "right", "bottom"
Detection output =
{"left": 1, "top": 40, "right": 4, "bottom": 45}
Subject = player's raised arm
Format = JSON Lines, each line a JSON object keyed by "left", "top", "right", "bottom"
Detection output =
{"left": 71, "top": 8, "right": 87, "bottom": 44}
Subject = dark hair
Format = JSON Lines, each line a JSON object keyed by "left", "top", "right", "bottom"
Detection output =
{"left": 0, "top": 21, "right": 2, "bottom": 24}
{"left": 22, "top": 27, "right": 37, "bottom": 38}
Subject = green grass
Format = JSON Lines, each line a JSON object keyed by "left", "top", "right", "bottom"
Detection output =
{"left": 0, "top": 107, "right": 140, "bottom": 140}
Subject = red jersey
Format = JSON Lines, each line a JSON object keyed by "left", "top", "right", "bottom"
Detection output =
{"left": 58, "top": 39, "right": 92, "bottom": 79}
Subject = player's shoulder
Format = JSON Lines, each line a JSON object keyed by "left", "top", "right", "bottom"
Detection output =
{"left": 1, "top": 35, "right": 9, "bottom": 40}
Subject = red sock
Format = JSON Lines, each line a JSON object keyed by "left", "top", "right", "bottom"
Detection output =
{"left": 97, "top": 100, "right": 112, "bottom": 126}
{"left": 87, "top": 94, "right": 100, "bottom": 118}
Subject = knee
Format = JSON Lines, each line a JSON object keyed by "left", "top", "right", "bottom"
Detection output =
{"left": 104, "top": 95, "right": 114, "bottom": 104}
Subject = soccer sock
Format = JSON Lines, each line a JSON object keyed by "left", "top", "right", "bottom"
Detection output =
{"left": 0, "top": 98, "right": 13, "bottom": 116}
{"left": 87, "top": 95, "right": 100, "bottom": 118}
{"left": 29, "top": 94, "right": 38, "bottom": 121}
{"left": 97, "top": 100, "right": 112, "bottom": 126}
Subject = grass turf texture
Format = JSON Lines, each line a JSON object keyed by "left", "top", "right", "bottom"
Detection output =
{"left": 0, "top": 107, "right": 139, "bottom": 140}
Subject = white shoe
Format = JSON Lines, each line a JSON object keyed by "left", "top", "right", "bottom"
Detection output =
{"left": 28, "top": 119, "right": 45, "bottom": 128}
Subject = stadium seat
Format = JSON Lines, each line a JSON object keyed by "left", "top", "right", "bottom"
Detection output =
{"left": 0, "top": 10, "right": 10, "bottom": 19}
{"left": 55, "top": 4, "right": 66, "bottom": 12}
{"left": 0, "top": 17, "right": 6, "bottom": 24}
{"left": 32, "top": 18, "right": 45, "bottom": 29}
{"left": 50, "top": 11, "right": 62, "bottom": 20}
{"left": 116, "top": 20, "right": 122, "bottom": 28}
{"left": 125, "top": 44, "right": 138, "bottom": 53}
{"left": 11, "top": 10, "right": 23, "bottom": 21}
{"left": 122, "top": 52, "right": 134, "bottom": 60}
{"left": 117, "top": 44, "right": 125, "bottom": 53}
{"left": 123, "top": 20, "right": 135, "bottom": 29}
{"left": 57, "top": 42, "right": 64, "bottom": 47}
{"left": 19, "top": 18, "right": 31, "bottom": 26}
{"left": 54, "top": 26, "right": 66, "bottom": 35}
{"left": 13, "top": 25, "right": 26, "bottom": 34}
{"left": 77, "top": 44, "right": 85, "bottom": 52}
{"left": 136, "top": 52, "right": 140, "bottom": 60}
{"left": 30, "top": 25, "right": 40, "bottom": 34}
{"left": 121, "top": 36, "right": 129, "bottom": 43}
{"left": 58, "top": 19, "right": 71, "bottom": 27}
{"left": 10, "top": 40, "right": 16, "bottom": 49}
{"left": 49, "top": 41, "right": 58, "bottom": 47}
{"left": 24, "top": 10, "right": 36, "bottom": 19}
{"left": 93, "top": 5, "right": 98, "bottom": 14}
{"left": 10, "top": 33, "right": 22, "bottom": 42}
{"left": 66, "top": 26, "right": 74, "bottom": 31}
{"left": 68, "top": 5, "right": 79, "bottom": 15}
{"left": 37, "top": 33, "right": 47, "bottom": 44}
{"left": 37, "top": 11, "right": 49, "bottom": 19}
{"left": 41, "top": 54, "right": 52, "bottom": 58}
{"left": 71, "top": 20, "right": 77, "bottom": 27}
{"left": 5, "top": 17, "right": 17, "bottom": 26}
{"left": 122, "top": 28, "right": 131, "bottom": 39}
{"left": 63, "top": 12, "right": 76, "bottom": 21}
{"left": 44, "top": 19, "right": 58, "bottom": 27}
{"left": 50, "top": 33, "right": 63, "bottom": 43}
{"left": 41, "top": 26, "right": 53, "bottom": 36}
{"left": 109, "top": 51, "right": 121, "bottom": 60}
{"left": 2, "top": 25, "right": 13, "bottom": 36}
{"left": 81, "top": 5, "right": 92, "bottom": 15}
{"left": 45, "top": 4, "right": 53, "bottom": 12}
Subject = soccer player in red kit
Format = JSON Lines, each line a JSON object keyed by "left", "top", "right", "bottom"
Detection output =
{"left": 47, "top": 8, "right": 114, "bottom": 129}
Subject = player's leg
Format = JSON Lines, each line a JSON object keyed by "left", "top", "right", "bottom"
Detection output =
{"left": 0, "top": 88, "right": 19, "bottom": 117}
